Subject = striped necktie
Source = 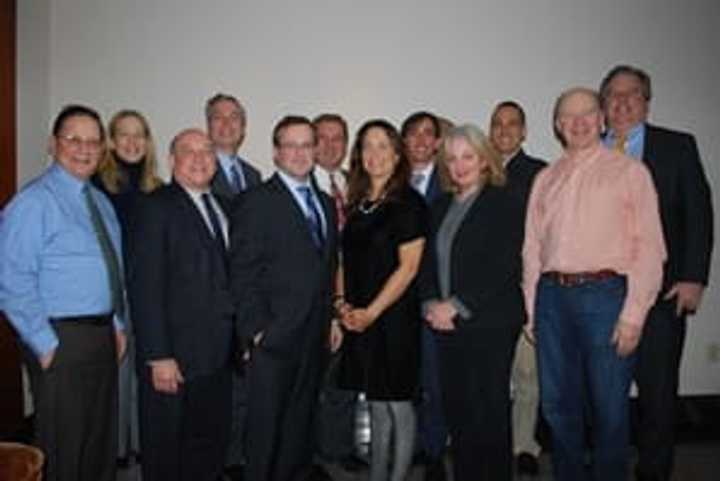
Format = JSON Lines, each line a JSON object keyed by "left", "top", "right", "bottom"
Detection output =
{"left": 298, "top": 185, "right": 324, "bottom": 250}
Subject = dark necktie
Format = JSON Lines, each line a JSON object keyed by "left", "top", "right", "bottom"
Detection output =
{"left": 201, "top": 193, "right": 226, "bottom": 254}
{"left": 329, "top": 172, "right": 346, "bottom": 230}
{"left": 230, "top": 162, "right": 245, "bottom": 193}
{"left": 297, "top": 185, "right": 324, "bottom": 250}
{"left": 83, "top": 185, "right": 124, "bottom": 317}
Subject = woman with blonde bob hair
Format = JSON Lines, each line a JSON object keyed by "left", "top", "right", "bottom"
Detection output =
{"left": 419, "top": 123, "right": 523, "bottom": 481}
{"left": 93, "top": 109, "right": 162, "bottom": 466}
{"left": 97, "top": 110, "right": 162, "bottom": 194}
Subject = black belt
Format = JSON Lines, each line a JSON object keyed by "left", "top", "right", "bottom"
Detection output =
{"left": 543, "top": 270, "right": 618, "bottom": 287}
{"left": 50, "top": 313, "right": 113, "bottom": 325}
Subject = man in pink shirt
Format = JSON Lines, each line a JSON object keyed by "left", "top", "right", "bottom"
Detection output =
{"left": 522, "top": 87, "right": 666, "bottom": 481}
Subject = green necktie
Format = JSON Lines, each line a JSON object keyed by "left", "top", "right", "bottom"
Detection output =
{"left": 83, "top": 185, "right": 124, "bottom": 318}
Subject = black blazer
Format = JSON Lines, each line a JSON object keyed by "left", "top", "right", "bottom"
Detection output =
{"left": 642, "top": 124, "right": 714, "bottom": 288}
{"left": 424, "top": 165, "right": 444, "bottom": 204}
{"left": 420, "top": 185, "right": 526, "bottom": 330}
{"left": 211, "top": 156, "right": 262, "bottom": 202}
{"left": 230, "top": 174, "right": 338, "bottom": 358}
{"left": 505, "top": 149, "right": 547, "bottom": 214}
{"left": 129, "top": 182, "right": 235, "bottom": 379}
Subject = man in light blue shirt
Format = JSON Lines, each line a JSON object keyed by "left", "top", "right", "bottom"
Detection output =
{"left": 0, "top": 105, "right": 125, "bottom": 481}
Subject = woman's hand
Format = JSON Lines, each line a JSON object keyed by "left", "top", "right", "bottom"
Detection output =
{"left": 342, "top": 307, "right": 378, "bottom": 333}
{"left": 425, "top": 300, "right": 457, "bottom": 331}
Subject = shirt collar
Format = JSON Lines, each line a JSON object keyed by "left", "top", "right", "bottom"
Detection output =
{"left": 50, "top": 162, "right": 90, "bottom": 195}
{"left": 606, "top": 122, "right": 644, "bottom": 144}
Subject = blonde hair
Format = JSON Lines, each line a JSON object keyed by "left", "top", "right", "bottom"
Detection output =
{"left": 98, "top": 110, "right": 162, "bottom": 193}
{"left": 441, "top": 123, "right": 506, "bottom": 190}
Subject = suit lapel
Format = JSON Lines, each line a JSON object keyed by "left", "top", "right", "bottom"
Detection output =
{"left": 269, "top": 174, "right": 324, "bottom": 255}
{"left": 170, "top": 182, "right": 215, "bottom": 249}
{"left": 642, "top": 124, "right": 661, "bottom": 171}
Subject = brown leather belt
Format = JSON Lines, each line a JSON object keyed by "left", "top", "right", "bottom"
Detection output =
{"left": 544, "top": 270, "right": 618, "bottom": 287}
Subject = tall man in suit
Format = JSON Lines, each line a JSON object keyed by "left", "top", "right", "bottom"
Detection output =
{"left": 230, "top": 116, "right": 339, "bottom": 481}
{"left": 600, "top": 65, "right": 714, "bottom": 481}
{"left": 205, "top": 92, "right": 261, "bottom": 479}
{"left": 402, "top": 111, "right": 448, "bottom": 481}
{"left": 0, "top": 105, "right": 125, "bottom": 481}
{"left": 206, "top": 93, "right": 262, "bottom": 201}
{"left": 489, "top": 100, "right": 547, "bottom": 477}
{"left": 130, "top": 128, "right": 234, "bottom": 481}
{"left": 311, "top": 113, "right": 363, "bottom": 474}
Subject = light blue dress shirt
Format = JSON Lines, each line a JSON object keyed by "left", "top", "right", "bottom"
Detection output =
{"left": 217, "top": 151, "right": 247, "bottom": 191}
{"left": 0, "top": 163, "right": 125, "bottom": 357}
{"left": 604, "top": 122, "right": 645, "bottom": 160}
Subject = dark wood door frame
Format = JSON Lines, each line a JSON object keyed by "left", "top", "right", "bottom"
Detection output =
{"left": 0, "top": 0, "right": 23, "bottom": 440}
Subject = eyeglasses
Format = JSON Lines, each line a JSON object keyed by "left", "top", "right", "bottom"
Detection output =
{"left": 279, "top": 142, "right": 314, "bottom": 152}
{"left": 58, "top": 135, "right": 104, "bottom": 152}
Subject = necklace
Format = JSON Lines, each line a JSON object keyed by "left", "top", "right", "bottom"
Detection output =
{"left": 358, "top": 193, "right": 386, "bottom": 214}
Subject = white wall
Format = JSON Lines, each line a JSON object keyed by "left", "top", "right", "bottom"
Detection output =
{"left": 18, "top": 0, "right": 720, "bottom": 394}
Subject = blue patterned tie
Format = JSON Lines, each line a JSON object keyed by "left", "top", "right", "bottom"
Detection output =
{"left": 230, "top": 162, "right": 245, "bottom": 193}
{"left": 297, "top": 186, "right": 324, "bottom": 250}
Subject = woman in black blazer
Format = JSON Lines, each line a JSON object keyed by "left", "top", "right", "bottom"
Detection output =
{"left": 419, "top": 123, "right": 526, "bottom": 481}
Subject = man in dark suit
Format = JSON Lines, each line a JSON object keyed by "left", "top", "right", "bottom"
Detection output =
{"left": 205, "top": 92, "right": 261, "bottom": 479}
{"left": 402, "top": 111, "right": 448, "bottom": 481}
{"left": 230, "top": 116, "right": 339, "bottom": 481}
{"left": 489, "top": 100, "right": 546, "bottom": 477}
{"left": 130, "top": 128, "right": 234, "bottom": 481}
{"left": 206, "top": 93, "right": 262, "bottom": 201}
{"left": 600, "top": 65, "right": 714, "bottom": 481}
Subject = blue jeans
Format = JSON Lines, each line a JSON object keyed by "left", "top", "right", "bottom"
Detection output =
{"left": 536, "top": 275, "right": 635, "bottom": 481}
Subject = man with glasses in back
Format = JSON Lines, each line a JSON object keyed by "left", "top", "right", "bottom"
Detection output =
{"left": 0, "top": 105, "right": 126, "bottom": 481}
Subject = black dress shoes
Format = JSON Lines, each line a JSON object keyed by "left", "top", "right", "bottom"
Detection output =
{"left": 516, "top": 452, "right": 540, "bottom": 476}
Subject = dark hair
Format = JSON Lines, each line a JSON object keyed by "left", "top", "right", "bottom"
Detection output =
{"left": 313, "top": 113, "right": 349, "bottom": 142}
{"left": 347, "top": 119, "right": 410, "bottom": 210}
{"left": 400, "top": 111, "right": 440, "bottom": 139}
{"left": 491, "top": 100, "right": 526, "bottom": 126}
{"left": 272, "top": 115, "right": 315, "bottom": 147}
{"left": 599, "top": 65, "right": 652, "bottom": 106}
{"left": 205, "top": 93, "right": 247, "bottom": 123}
{"left": 52, "top": 104, "right": 105, "bottom": 140}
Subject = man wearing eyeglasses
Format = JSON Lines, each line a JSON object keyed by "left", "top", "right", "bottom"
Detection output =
{"left": 230, "top": 115, "right": 339, "bottom": 481}
{"left": 600, "top": 65, "right": 714, "bottom": 481}
{"left": 0, "top": 105, "right": 126, "bottom": 481}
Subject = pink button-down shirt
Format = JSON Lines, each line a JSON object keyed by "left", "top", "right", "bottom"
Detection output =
{"left": 522, "top": 143, "right": 666, "bottom": 328}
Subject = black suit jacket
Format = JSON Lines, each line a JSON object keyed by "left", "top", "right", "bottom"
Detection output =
{"left": 505, "top": 149, "right": 547, "bottom": 215}
{"left": 420, "top": 185, "right": 526, "bottom": 330}
{"left": 129, "top": 182, "right": 235, "bottom": 379}
{"left": 211, "top": 156, "right": 262, "bottom": 202}
{"left": 424, "top": 164, "right": 444, "bottom": 203}
{"left": 230, "top": 174, "right": 338, "bottom": 358}
{"left": 642, "top": 124, "right": 714, "bottom": 289}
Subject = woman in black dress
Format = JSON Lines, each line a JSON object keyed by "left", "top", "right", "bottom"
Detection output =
{"left": 419, "top": 123, "right": 525, "bottom": 481}
{"left": 337, "top": 119, "right": 427, "bottom": 481}
{"left": 93, "top": 110, "right": 162, "bottom": 465}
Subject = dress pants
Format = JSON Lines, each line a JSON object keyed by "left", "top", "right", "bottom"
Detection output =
{"left": 139, "top": 365, "right": 232, "bottom": 481}
{"left": 436, "top": 324, "right": 519, "bottom": 481}
{"left": 634, "top": 298, "right": 687, "bottom": 481}
{"left": 24, "top": 321, "right": 118, "bottom": 481}
{"left": 418, "top": 323, "right": 449, "bottom": 460}
{"left": 117, "top": 330, "right": 140, "bottom": 458}
{"left": 536, "top": 275, "right": 635, "bottom": 481}
{"left": 226, "top": 371, "right": 248, "bottom": 466}
{"left": 511, "top": 333, "right": 541, "bottom": 457}
{"left": 245, "top": 339, "right": 324, "bottom": 481}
